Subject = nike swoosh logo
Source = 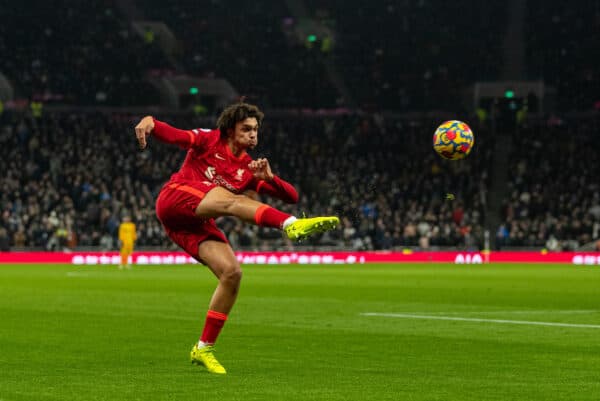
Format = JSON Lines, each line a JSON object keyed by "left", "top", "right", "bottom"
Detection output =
{"left": 215, "top": 153, "right": 226, "bottom": 160}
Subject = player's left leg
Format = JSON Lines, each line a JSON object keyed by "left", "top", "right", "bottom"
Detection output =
{"left": 195, "top": 186, "right": 339, "bottom": 240}
{"left": 195, "top": 186, "right": 290, "bottom": 225}
{"left": 190, "top": 240, "right": 241, "bottom": 374}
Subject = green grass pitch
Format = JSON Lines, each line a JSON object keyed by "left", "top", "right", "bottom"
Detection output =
{"left": 1, "top": 263, "right": 600, "bottom": 401}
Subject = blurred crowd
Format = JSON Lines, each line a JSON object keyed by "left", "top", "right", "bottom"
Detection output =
{"left": 4, "top": 109, "right": 598, "bottom": 253}
{"left": 497, "top": 116, "right": 600, "bottom": 251}
{"left": 0, "top": 112, "right": 169, "bottom": 251}
{"left": 0, "top": 109, "right": 490, "bottom": 252}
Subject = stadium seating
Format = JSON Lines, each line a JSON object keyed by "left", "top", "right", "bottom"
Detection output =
{"left": 1, "top": 1, "right": 598, "bottom": 253}
{"left": 525, "top": 0, "right": 600, "bottom": 111}
{"left": 143, "top": 0, "right": 505, "bottom": 111}
{"left": 142, "top": 1, "right": 340, "bottom": 108}
{"left": 302, "top": 0, "right": 505, "bottom": 110}
{"left": 3, "top": 0, "right": 597, "bottom": 113}
{"left": 0, "top": 1, "right": 166, "bottom": 105}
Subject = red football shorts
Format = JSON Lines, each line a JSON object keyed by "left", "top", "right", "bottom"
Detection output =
{"left": 155, "top": 180, "right": 228, "bottom": 260}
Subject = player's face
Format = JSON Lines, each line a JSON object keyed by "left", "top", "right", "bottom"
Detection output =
{"left": 232, "top": 118, "right": 259, "bottom": 150}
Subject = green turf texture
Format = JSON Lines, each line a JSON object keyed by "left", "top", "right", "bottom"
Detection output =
{"left": 1, "top": 263, "right": 600, "bottom": 401}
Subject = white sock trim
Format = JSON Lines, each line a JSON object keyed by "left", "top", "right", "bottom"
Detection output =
{"left": 282, "top": 216, "right": 297, "bottom": 229}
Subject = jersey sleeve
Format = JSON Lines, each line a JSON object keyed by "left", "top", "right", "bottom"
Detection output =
{"left": 151, "top": 118, "right": 213, "bottom": 150}
{"left": 253, "top": 175, "right": 299, "bottom": 204}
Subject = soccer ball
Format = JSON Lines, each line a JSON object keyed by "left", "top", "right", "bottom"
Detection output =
{"left": 432, "top": 120, "right": 474, "bottom": 160}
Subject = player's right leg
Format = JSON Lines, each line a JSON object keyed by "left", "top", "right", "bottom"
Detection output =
{"left": 156, "top": 185, "right": 233, "bottom": 374}
{"left": 188, "top": 240, "right": 242, "bottom": 374}
{"left": 158, "top": 229, "right": 234, "bottom": 373}
{"left": 195, "top": 186, "right": 339, "bottom": 240}
{"left": 198, "top": 240, "right": 241, "bottom": 316}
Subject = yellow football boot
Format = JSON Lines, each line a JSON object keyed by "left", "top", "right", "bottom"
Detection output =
{"left": 284, "top": 216, "right": 340, "bottom": 241}
{"left": 190, "top": 344, "right": 226, "bottom": 374}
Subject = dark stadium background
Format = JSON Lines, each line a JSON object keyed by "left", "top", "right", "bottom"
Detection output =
{"left": 1, "top": 0, "right": 599, "bottom": 254}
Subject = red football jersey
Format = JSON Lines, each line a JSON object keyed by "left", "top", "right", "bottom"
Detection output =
{"left": 171, "top": 128, "right": 257, "bottom": 194}
{"left": 151, "top": 119, "right": 299, "bottom": 203}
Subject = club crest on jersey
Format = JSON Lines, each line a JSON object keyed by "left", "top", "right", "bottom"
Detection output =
{"left": 205, "top": 166, "right": 216, "bottom": 180}
{"left": 236, "top": 169, "right": 245, "bottom": 181}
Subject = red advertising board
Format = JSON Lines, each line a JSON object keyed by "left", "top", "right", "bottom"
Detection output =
{"left": 1, "top": 251, "right": 600, "bottom": 265}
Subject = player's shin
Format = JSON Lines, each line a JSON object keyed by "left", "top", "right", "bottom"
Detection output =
{"left": 254, "top": 205, "right": 294, "bottom": 229}
{"left": 199, "top": 310, "right": 228, "bottom": 346}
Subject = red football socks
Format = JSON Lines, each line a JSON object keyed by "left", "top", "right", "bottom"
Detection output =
{"left": 254, "top": 205, "right": 292, "bottom": 229}
{"left": 200, "top": 310, "right": 228, "bottom": 345}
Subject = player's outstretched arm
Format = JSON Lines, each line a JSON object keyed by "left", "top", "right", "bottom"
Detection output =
{"left": 134, "top": 116, "right": 198, "bottom": 149}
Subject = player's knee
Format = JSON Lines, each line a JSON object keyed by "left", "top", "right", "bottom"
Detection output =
{"left": 220, "top": 264, "right": 242, "bottom": 287}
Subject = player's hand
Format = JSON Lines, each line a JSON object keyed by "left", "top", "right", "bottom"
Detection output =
{"left": 248, "top": 158, "right": 274, "bottom": 181}
{"left": 134, "top": 116, "right": 155, "bottom": 149}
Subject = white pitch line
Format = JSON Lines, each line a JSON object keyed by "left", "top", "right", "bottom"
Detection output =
{"left": 361, "top": 312, "right": 600, "bottom": 329}
{"left": 411, "top": 310, "right": 597, "bottom": 315}
{"left": 485, "top": 310, "right": 598, "bottom": 314}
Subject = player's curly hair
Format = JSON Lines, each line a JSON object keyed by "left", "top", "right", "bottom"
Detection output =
{"left": 217, "top": 102, "right": 264, "bottom": 139}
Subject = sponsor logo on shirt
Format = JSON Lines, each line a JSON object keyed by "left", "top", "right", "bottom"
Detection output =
{"left": 203, "top": 167, "right": 243, "bottom": 193}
